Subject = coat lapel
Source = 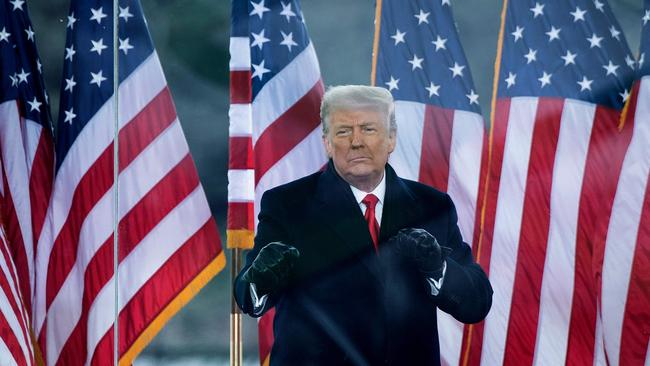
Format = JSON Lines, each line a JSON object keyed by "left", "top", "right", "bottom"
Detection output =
{"left": 378, "top": 165, "right": 422, "bottom": 243}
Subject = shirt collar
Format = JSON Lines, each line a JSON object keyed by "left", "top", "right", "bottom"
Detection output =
{"left": 349, "top": 171, "right": 387, "bottom": 205}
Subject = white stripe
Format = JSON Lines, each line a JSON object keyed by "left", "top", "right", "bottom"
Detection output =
{"left": 645, "top": 340, "right": 650, "bottom": 366}
{"left": 481, "top": 97, "right": 538, "bottom": 366}
{"left": 84, "top": 186, "right": 212, "bottom": 365}
{"left": 229, "top": 104, "right": 253, "bottom": 136}
{"left": 45, "top": 120, "right": 189, "bottom": 365}
{"left": 0, "top": 101, "right": 35, "bottom": 303}
{"left": 252, "top": 42, "right": 321, "bottom": 144}
{"left": 229, "top": 37, "right": 251, "bottom": 70}
{"left": 437, "top": 310, "right": 463, "bottom": 366}
{"left": 389, "top": 101, "right": 425, "bottom": 181}
{"left": 255, "top": 127, "right": 326, "bottom": 226}
{"left": 0, "top": 261, "right": 30, "bottom": 365}
{"left": 228, "top": 170, "right": 256, "bottom": 202}
{"left": 24, "top": 119, "right": 43, "bottom": 176}
{"left": 0, "top": 157, "right": 4, "bottom": 196}
{"left": 594, "top": 305, "right": 606, "bottom": 366}
{"left": 447, "top": 110, "right": 484, "bottom": 248}
{"left": 601, "top": 77, "right": 650, "bottom": 366}
{"left": 0, "top": 339, "right": 18, "bottom": 366}
{"left": 534, "top": 99, "right": 595, "bottom": 366}
{"left": 34, "top": 52, "right": 167, "bottom": 335}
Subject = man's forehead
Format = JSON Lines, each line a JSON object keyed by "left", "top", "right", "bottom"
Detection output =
{"left": 330, "top": 108, "right": 385, "bottom": 123}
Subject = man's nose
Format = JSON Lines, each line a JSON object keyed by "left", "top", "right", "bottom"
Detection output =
{"left": 351, "top": 128, "right": 363, "bottom": 147}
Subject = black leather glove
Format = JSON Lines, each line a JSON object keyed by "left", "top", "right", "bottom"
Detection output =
{"left": 242, "top": 242, "right": 300, "bottom": 295}
{"left": 391, "top": 228, "right": 452, "bottom": 278}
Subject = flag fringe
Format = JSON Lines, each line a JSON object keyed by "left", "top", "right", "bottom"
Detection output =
{"left": 119, "top": 251, "right": 226, "bottom": 365}
{"left": 227, "top": 229, "right": 255, "bottom": 249}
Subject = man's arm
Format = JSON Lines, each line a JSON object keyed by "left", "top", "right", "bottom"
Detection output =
{"left": 434, "top": 194, "right": 493, "bottom": 324}
{"left": 234, "top": 191, "right": 294, "bottom": 317}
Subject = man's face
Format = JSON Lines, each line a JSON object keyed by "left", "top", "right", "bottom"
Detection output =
{"left": 323, "top": 108, "right": 396, "bottom": 190}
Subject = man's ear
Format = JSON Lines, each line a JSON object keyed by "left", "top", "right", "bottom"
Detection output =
{"left": 387, "top": 130, "right": 397, "bottom": 154}
{"left": 322, "top": 135, "right": 333, "bottom": 157}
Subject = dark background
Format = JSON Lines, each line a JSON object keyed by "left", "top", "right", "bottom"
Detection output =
{"left": 26, "top": 0, "right": 642, "bottom": 363}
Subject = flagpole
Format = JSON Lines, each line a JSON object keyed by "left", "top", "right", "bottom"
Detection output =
{"left": 230, "top": 247, "right": 243, "bottom": 366}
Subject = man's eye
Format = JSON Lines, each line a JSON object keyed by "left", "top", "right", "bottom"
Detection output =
{"left": 336, "top": 130, "right": 351, "bottom": 136}
{"left": 363, "top": 127, "right": 377, "bottom": 133}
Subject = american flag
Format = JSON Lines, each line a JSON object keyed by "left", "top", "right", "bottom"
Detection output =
{"left": 373, "top": 0, "right": 486, "bottom": 364}
{"left": 472, "top": 0, "right": 642, "bottom": 365}
{"left": 599, "top": 3, "right": 650, "bottom": 364}
{"left": 0, "top": 225, "right": 34, "bottom": 365}
{"left": 0, "top": 0, "right": 54, "bottom": 327}
{"left": 33, "top": 0, "right": 224, "bottom": 364}
{"left": 228, "top": 0, "right": 326, "bottom": 363}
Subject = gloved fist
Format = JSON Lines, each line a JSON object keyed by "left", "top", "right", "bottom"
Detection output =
{"left": 391, "top": 228, "right": 451, "bottom": 278}
{"left": 242, "top": 242, "right": 300, "bottom": 295}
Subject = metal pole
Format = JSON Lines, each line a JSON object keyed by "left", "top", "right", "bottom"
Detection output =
{"left": 230, "top": 248, "right": 243, "bottom": 366}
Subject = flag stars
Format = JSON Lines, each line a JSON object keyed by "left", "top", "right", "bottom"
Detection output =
{"left": 602, "top": 61, "right": 619, "bottom": 76}
{"left": 251, "top": 30, "right": 270, "bottom": 50}
{"left": 643, "top": 10, "right": 650, "bottom": 26}
{"left": 562, "top": 50, "right": 577, "bottom": 66}
{"left": 10, "top": 0, "right": 24, "bottom": 11}
{"left": 545, "top": 26, "right": 561, "bottom": 42}
{"left": 625, "top": 55, "right": 636, "bottom": 68}
{"left": 9, "top": 74, "right": 17, "bottom": 87}
{"left": 530, "top": 2, "right": 545, "bottom": 18}
{"left": 414, "top": 9, "right": 430, "bottom": 25}
{"left": 426, "top": 82, "right": 440, "bottom": 97}
{"left": 250, "top": 0, "right": 270, "bottom": 19}
{"left": 119, "top": 38, "right": 134, "bottom": 54}
{"left": 594, "top": 0, "right": 604, "bottom": 12}
{"left": 90, "top": 38, "right": 108, "bottom": 55}
{"left": 511, "top": 26, "right": 524, "bottom": 42}
{"left": 280, "top": 31, "right": 298, "bottom": 52}
{"left": 24, "top": 27, "right": 35, "bottom": 41}
{"left": 505, "top": 72, "right": 516, "bottom": 88}
{"left": 570, "top": 7, "right": 586, "bottom": 22}
{"left": 432, "top": 35, "right": 447, "bottom": 51}
{"left": 90, "top": 7, "right": 107, "bottom": 24}
{"left": 280, "top": 2, "right": 296, "bottom": 23}
{"left": 408, "top": 54, "right": 424, "bottom": 70}
{"left": 64, "top": 76, "right": 77, "bottom": 92}
{"left": 119, "top": 6, "right": 134, "bottom": 22}
{"left": 391, "top": 29, "right": 406, "bottom": 45}
{"left": 16, "top": 69, "right": 29, "bottom": 84}
{"left": 67, "top": 13, "right": 77, "bottom": 29}
{"left": 587, "top": 33, "right": 603, "bottom": 48}
{"left": 65, "top": 45, "right": 76, "bottom": 61}
{"left": 538, "top": 71, "right": 551, "bottom": 87}
{"left": 619, "top": 89, "right": 630, "bottom": 102}
{"left": 385, "top": 76, "right": 399, "bottom": 91}
{"left": 609, "top": 26, "right": 621, "bottom": 40}
{"left": 441, "top": 0, "right": 451, "bottom": 5}
{"left": 466, "top": 90, "right": 479, "bottom": 105}
{"left": 252, "top": 60, "right": 270, "bottom": 80}
{"left": 64, "top": 108, "right": 76, "bottom": 124}
{"left": 577, "top": 76, "right": 593, "bottom": 91}
{"left": 449, "top": 62, "right": 465, "bottom": 78}
{"left": 639, "top": 53, "right": 645, "bottom": 68}
{"left": 0, "top": 27, "right": 10, "bottom": 42}
{"left": 27, "top": 97, "right": 41, "bottom": 112}
{"left": 524, "top": 48, "right": 537, "bottom": 64}
{"left": 90, "top": 70, "right": 107, "bottom": 87}
{"left": 37, "top": 59, "right": 42, "bottom": 73}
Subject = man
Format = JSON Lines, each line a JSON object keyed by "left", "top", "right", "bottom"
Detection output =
{"left": 234, "top": 85, "right": 492, "bottom": 365}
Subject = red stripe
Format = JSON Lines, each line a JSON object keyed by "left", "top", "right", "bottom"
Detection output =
{"left": 45, "top": 87, "right": 177, "bottom": 311}
{"left": 0, "top": 168, "right": 32, "bottom": 317}
{"left": 258, "top": 308, "right": 275, "bottom": 366}
{"left": 620, "top": 178, "right": 650, "bottom": 365}
{"left": 503, "top": 98, "right": 563, "bottom": 365}
{"left": 460, "top": 98, "right": 511, "bottom": 366}
{"left": 89, "top": 220, "right": 220, "bottom": 365}
{"left": 418, "top": 105, "right": 453, "bottom": 192}
{"left": 55, "top": 154, "right": 203, "bottom": 365}
{"left": 230, "top": 71, "right": 252, "bottom": 104}
{"left": 229, "top": 136, "right": 254, "bottom": 169}
{"left": 565, "top": 106, "right": 633, "bottom": 366}
{"left": 0, "top": 309, "right": 27, "bottom": 366}
{"left": 0, "top": 235, "right": 32, "bottom": 366}
{"left": 29, "top": 130, "right": 54, "bottom": 247}
{"left": 254, "top": 80, "right": 324, "bottom": 185}
{"left": 227, "top": 202, "right": 254, "bottom": 230}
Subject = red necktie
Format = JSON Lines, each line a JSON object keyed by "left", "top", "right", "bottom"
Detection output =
{"left": 362, "top": 194, "right": 380, "bottom": 251}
